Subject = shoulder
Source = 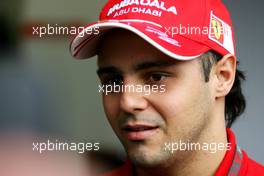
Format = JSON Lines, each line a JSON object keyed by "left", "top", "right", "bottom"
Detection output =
{"left": 246, "top": 157, "right": 264, "bottom": 175}
{"left": 240, "top": 151, "right": 264, "bottom": 176}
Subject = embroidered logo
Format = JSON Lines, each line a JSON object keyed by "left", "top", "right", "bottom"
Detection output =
{"left": 209, "top": 11, "right": 234, "bottom": 55}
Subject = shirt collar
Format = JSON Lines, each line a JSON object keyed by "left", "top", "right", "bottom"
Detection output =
{"left": 215, "top": 128, "right": 243, "bottom": 176}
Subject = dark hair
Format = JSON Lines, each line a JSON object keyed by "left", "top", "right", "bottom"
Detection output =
{"left": 200, "top": 51, "right": 246, "bottom": 127}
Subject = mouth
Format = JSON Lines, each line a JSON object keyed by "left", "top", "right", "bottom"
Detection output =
{"left": 122, "top": 124, "right": 159, "bottom": 141}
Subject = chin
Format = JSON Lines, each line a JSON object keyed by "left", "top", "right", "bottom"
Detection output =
{"left": 127, "top": 146, "right": 171, "bottom": 167}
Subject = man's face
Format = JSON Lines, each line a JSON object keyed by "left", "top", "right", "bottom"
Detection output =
{"left": 97, "top": 30, "right": 215, "bottom": 167}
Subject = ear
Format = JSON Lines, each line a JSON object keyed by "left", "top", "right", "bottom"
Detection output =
{"left": 213, "top": 54, "right": 236, "bottom": 98}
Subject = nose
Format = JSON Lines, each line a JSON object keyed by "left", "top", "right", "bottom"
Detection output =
{"left": 119, "top": 85, "right": 148, "bottom": 114}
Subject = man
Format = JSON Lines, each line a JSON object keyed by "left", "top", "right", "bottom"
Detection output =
{"left": 70, "top": 0, "right": 264, "bottom": 175}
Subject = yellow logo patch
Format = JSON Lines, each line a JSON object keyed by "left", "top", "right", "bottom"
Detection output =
{"left": 211, "top": 17, "right": 224, "bottom": 44}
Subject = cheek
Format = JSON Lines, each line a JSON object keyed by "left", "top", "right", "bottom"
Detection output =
{"left": 148, "top": 79, "right": 211, "bottom": 129}
{"left": 102, "top": 95, "right": 120, "bottom": 126}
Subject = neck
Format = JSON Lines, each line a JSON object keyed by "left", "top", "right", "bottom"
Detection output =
{"left": 136, "top": 105, "right": 228, "bottom": 176}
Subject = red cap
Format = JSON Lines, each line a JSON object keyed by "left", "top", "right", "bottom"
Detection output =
{"left": 70, "top": 0, "right": 235, "bottom": 60}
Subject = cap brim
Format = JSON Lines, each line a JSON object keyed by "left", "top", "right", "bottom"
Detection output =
{"left": 70, "top": 20, "right": 210, "bottom": 61}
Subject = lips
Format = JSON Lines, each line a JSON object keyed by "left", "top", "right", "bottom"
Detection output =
{"left": 122, "top": 124, "right": 159, "bottom": 141}
{"left": 124, "top": 125, "right": 157, "bottom": 131}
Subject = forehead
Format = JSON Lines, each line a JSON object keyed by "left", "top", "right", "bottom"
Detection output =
{"left": 97, "top": 29, "right": 177, "bottom": 67}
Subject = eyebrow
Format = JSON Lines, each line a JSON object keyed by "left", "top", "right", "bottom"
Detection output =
{"left": 97, "top": 66, "right": 122, "bottom": 76}
{"left": 133, "top": 60, "right": 177, "bottom": 71}
{"left": 97, "top": 60, "right": 177, "bottom": 76}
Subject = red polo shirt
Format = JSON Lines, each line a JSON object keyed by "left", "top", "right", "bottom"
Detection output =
{"left": 101, "top": 129, "right": 264, "bottom": 176}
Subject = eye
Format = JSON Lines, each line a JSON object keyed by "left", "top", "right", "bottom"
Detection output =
{"left": 147, "top": 72, "right": 168, "bottom": 83}
{"left": 101, "top": 75, "right": 123, "bottom": 85}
